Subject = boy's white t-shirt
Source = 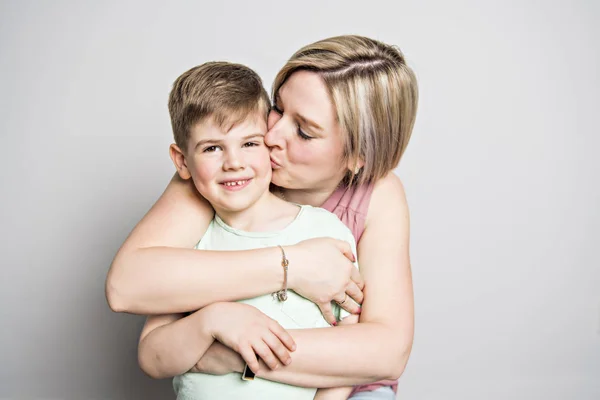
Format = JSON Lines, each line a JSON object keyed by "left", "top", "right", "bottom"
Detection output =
{"left": 173, "top": 204, "right": 357, "bottom": 400}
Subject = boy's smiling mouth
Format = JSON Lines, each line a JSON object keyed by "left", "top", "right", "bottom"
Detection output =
{"left": 219, "top": 178, "right": 252, "bottom": 190}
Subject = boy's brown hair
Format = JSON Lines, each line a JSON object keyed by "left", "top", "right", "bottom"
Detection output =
{"left": 169, "top": 61, "right": 271, "bottom": 152}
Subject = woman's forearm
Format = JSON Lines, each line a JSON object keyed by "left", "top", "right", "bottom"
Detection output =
{"left": 138, "top": 310, "right": 214, "bottom": 379}
{"left": 314, "top": 387, "right": 354, "bottom": 400}
{"left": 256, "top": 322, "right": 410, "bottom": 387}
{"left": 107, "top": 246, "right": 284, "bottom": 314}
{"left": 106, "top": 175, "right": 360, "bottom": 316}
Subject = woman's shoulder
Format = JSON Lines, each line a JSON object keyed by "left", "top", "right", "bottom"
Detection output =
{"left": 367, "top": 172, "right": 409, "bottom": 226}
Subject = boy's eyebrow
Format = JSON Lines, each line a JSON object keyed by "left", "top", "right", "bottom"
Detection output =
{"left": 242, "top": 133, "right": 265, "bottom": 140}
{"left": 193, "top": 133, "right": 265, "bottom": 151}
{"left": 194, "top": 138, "right": 220, "bottom": 151}
{"left": 274, "top": 93, "right": 323, "bottom": 132}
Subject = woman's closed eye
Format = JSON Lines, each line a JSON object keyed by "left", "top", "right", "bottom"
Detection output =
{"left": 243, "top": 141, "right": 261, "bottom": 148}
{"left": 272, "top": 104, "right": 313, "bottom": 141}
{"left": 296, "top": 128, "right": 313, "bottom": 140}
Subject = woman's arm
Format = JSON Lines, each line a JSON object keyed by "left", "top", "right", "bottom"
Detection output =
{"left": 260, "top": 173, "right": 414, "bottom": 386}
{"left": 313, "top": 387, "right": 354, "bottom": 400}
{"left": 195, "top": 173, "right": 414, "bottom": 387}
{"left": 106, "top": 174, "right": 362, "bottom": 316}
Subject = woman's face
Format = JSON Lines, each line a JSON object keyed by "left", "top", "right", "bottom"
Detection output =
{"left": 265, "top": 70, "right": 348, "bottom": 193}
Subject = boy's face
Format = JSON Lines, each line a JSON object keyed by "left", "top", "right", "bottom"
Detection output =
{"left": 176, "top": 114, "right": 272, "bottom": 215}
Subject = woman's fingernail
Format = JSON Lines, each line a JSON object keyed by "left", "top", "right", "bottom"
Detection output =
{"left": 357, "top": 307, "right": 362, "bottom": 313}
{"left": 285, "top": 358, "right": 292, "bottom": 365}
{"left": 332, "top": 321, "right": 337, "bottom": 326}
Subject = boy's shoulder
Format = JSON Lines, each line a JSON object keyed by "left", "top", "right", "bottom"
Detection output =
{"left": 298, "top": 204, "right": 339, "bottom": 221}
{"left": 296, "top": 205, "right": 352, "bottom": 236}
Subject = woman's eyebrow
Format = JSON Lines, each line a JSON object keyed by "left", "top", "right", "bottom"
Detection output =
{"left": 275, "top": 93, "right": 324, "bottom": 132}
{"left": 297, "top": 115, "right": 323, "bottom": 132}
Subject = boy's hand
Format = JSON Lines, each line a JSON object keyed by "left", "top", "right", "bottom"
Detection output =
{"left": 190, "top": 341, "right": 245, "bottom": 375}
{"left": 204, "top": 302, "right": 296, "bottom": 374}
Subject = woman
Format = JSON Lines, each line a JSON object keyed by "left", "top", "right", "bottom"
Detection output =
{"left": 107, "top": 35, "right": 418, "bottom": 399}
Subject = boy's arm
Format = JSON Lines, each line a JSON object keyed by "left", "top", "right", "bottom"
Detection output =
{"left": 139, "top": 302, "right": 297, "bottom": 379}
{"left": 138, "top": 309, "right": 214, "bottom": 379}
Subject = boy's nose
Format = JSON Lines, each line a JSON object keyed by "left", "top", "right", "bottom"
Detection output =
{"left": 223, "top": 149, "right": 244, "bottom": 170}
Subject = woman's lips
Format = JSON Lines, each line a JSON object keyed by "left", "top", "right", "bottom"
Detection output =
{"left": 270, "top": 157, "right": 282, "bottom": 169}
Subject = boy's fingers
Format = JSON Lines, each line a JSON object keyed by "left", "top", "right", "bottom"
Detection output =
{"left": 239, "top": 346, "right": 260, "bottom": 373}
{"left": 252, "top": 341, "right": 278, "bottom": 370}
{"left": 263, "top": 333, "right": 292, "bottom": 366}
{"left": 269, "top": 321, "right": 296, "bottom": 352}
{"left": 318, "top": 302, "right": 337, "bottom": 326}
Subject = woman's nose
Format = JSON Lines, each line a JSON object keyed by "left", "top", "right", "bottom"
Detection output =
{"left": 265, "top": 111, "right": 284, "bottom": 148}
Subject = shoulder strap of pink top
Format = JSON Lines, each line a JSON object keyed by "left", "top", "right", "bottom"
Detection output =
{"left": 320, "top": 182, "right": 375, "bottom": 243}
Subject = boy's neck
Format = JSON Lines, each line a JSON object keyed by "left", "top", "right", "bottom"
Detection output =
{"left": 214, "top": 192, "right": 300, "bottom": 232}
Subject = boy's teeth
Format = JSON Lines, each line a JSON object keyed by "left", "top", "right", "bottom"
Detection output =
{"left": 224, "top": 180, "right": 246, "bottom": 186}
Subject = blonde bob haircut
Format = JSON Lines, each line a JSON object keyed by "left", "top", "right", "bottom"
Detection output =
{"left": 273, "top": 35, "right": 418, "bottom": 185}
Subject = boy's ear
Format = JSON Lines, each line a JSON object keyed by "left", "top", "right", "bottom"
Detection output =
{"left": 169, "top": 144, "right": 192, "bottom": 180}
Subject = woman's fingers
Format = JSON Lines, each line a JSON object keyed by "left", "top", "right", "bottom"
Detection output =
{"left": 344, "top": 281, "right": 364, "bottom": 310}
{"left": 335, "top": 239, "right": 356, "bottom": 262}
{"left": 318, "top": 302, "right": 338, "bottom": 326}
{"left": 349, "top": 266, "right": 365, "bottom": 291}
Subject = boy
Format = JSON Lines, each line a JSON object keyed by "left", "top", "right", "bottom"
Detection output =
{"left": 138, "top": 62, "right": 357, "bottom": 399}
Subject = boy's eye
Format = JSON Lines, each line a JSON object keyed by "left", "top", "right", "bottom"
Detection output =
{"left": 203, "top": 145, "right": 221, "bottom": 153}
{"left": 243, "top": 142, "right": 259, "bottom": 148}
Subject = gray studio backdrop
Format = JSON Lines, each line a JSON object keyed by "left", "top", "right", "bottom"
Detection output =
{"left": 1, "top": 1, "right": 598, "bottom": 399}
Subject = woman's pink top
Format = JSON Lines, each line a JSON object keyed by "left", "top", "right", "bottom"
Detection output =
{"left": 321, "top": 183, "right": 399, "bottom": 395}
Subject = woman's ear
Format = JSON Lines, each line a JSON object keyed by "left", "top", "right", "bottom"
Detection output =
{"left": 347, "top": 157, "right": 365, "bottom": 174}
{"left": 169, "top": 144, "right": 192, "bottom": 180}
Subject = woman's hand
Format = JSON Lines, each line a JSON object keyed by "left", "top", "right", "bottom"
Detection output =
{"left": 203, "top": 302, "right": 296, "bottom": 373}
{"left": 287, "top": 238, "right": 364, "bottom": 325}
